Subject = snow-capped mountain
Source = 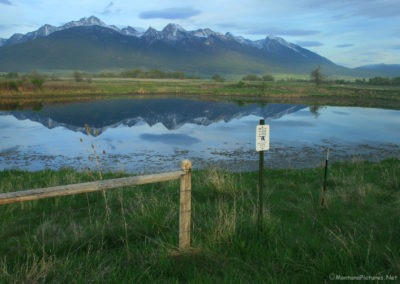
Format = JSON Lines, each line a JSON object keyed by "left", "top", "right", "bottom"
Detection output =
{"left": 161, "top": 23, "right": 189, "bottom": 42}
{"left": 0, "top": 15, "right": 310, "bottom": 53}
{"left": 61, "top": 15, "right": 107, "bottom": 29}
{"left": 120, "top": 26, "right": 143, "bottom": 37}
{"left": 5, "top": 23, "right": 58, "bottom": 46}
{"left": 1, "top": 16, "right": 117, "bottom": 46}
{"left": 0, "top": 15, "right": 351, "bottom": 75}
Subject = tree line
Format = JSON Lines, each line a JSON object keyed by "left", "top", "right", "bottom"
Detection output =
{"left": 309, "top": 66, "right": 400, "bottom": 86}
{"left": 94, "top": 69, "right": 185, "bottom": 79}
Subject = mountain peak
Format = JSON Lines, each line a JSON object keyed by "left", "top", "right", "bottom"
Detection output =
{"left": 163, "top": 23, "right": 185, "bottom": 32}
{"left": 142, "top": 27, "right": 163, "bottom": 42}
{"left": 37, "top": 24, "right": 57, "bottom": 36}
{"left": 85, "top": 16, "right": 104, "bottom": 25}
{"left": 262, "top": 36, "right": 300, "bottom": 52}
{"left": 162, "top": 23, "right": 188, "bottom": 41}
{"left": 121, "top": 26, "right": 142, "bottom": 37}
{"left": 62, "top": 16, "right": 106, "bottom": 29}
{"left": 191, "top": 28, "right": 218, "bottom": 39}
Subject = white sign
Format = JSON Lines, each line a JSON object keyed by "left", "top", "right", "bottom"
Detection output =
{"left": 256, "top": 124, "right": 270, "bottom": 152}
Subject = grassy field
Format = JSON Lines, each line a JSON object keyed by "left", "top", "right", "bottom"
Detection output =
{"left": 0, "top": 159, "right": 399, "bottom": 282}
{"left": 1, "top": 78, "right": 400, "bottom": 110}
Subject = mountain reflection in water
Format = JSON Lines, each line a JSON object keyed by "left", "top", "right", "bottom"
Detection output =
{"left": 2, "top": 98, "right": 305, "bottom": 134}
{"left": 0, "top": 98, "right": 399, "bottom": 173}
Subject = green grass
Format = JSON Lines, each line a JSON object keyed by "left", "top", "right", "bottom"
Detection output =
{"left": 0, "top": 159, "right": 399, "bottom": 282}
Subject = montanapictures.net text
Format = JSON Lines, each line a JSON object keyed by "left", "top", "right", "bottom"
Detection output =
{"left": 331, "top": 274, "right": 398, "bottom": 281}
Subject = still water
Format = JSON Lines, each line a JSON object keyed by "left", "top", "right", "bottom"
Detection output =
{"left": 1, "top": 98, "right": 399, "bottom": 173}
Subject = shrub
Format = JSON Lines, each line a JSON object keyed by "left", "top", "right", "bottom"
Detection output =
{"left": 242, "top": 74, "right": 261, "bottom": 81}
{"left": 262, "top": 74, "right": 275, "bottom": 82}
{"left": 212, "top": 74, "right": 225, "bottom": 82}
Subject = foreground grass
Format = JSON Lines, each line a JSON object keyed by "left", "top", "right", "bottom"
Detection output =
{"left": 1, "top": 78, "right": 400, "bottom": 110}
{"left": 0, "top": 159, "right": 399, "bottom": 282}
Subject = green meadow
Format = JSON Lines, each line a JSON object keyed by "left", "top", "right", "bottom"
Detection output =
{"left": 0, "top": 159, "right": 399, "bottom": 282}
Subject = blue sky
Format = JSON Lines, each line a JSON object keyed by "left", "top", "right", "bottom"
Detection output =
{"left": 0, "top": 0, "right": 399, "bottom": 67}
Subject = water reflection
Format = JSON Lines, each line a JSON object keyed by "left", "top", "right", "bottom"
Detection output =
{"left": 1, "top": 98, "right": 306, "bottom": 134}
{"left": 141, "top": 133, "right": 200, "bottom": 146}
{"left": 0, "top": 98, "right": 399, "bottom": 173}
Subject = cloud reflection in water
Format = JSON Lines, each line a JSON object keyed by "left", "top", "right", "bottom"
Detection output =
{"left": 140, "top": 133, "right": 200, "bottom": 146}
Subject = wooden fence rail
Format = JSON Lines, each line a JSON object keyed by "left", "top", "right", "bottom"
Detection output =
{"left": 0, "top": 160, "right": 192, "bottom": 250}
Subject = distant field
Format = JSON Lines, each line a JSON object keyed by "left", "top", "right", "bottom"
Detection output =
{"left": 1, "top": 77, "right": 400, "bottom": 110}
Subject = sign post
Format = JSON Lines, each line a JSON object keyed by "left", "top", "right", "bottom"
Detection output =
{"left": 320, "top": 148, "right": 330, "bottom": 207}
{"left": 256, "top": 119, "right": 270, "bottom": 229}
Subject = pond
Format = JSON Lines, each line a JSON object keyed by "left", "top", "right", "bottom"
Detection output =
{"left": 1, "top": 98, "right": 399, "bottom": 173}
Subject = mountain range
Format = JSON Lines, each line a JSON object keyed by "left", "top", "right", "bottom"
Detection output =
{"left": 0, "top": 16, "right": 398, "bottom": 77}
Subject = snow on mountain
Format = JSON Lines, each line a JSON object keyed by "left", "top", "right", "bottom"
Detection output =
{"left": 191, "top": 28, "right": 218, "bottom": 38}
{"left": 61, "top": 16, "right": 106, "bottom": 29}
{"left": 1, "top": 15, "right": 310, "bottom": 57}
{"left": 2, "top": 15, "right": 304, "bottom": 52}
{"left": 161, "top": 23, "right": 188, "bottom": 41}
{"left": 142, "top": 27, "right": 163, "bottom": 43}
{"left": 225, "top": 32, "right": 263, "bottom": 48}
{"left": 258, "top": 36, "right": 300, "bottom": 53}
{"left": 120, "top": 26, "right": 143, "bottom": 37}
{"left": 4, "top": 24, "right": 57, "bottom": 46}
{"left": 3, "top": 16, "right": 122, "bottom": 46}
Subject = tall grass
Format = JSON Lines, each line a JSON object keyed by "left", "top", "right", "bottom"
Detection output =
{"left": 0, "top": 159, "right": 399, "bottom": 282}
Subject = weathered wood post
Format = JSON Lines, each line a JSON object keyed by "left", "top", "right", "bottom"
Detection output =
{"left": 179, "top": 159, "right": 192, "bottom": 250}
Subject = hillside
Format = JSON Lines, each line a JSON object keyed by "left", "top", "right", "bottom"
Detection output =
{"left": 354, "top": 64, "right": 400, "bottom": 77}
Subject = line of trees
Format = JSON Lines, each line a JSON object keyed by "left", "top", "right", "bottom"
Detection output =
{"left": 94, "top": 69, "right": 185, "bottom": 80}
{"left": 242, "top": 74, "right": 275, "bottom": 82}
{"left": 309, "top": 66, "right": 400, "bottom": 86}
{"left": 356, "top": 77, "right": 400, "bottom": 86}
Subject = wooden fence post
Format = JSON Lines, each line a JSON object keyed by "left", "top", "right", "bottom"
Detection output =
{"left": 179, "top": 159, "right": 192, "bottom": 250}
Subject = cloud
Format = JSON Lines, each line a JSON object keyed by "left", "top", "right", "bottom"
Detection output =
{"left": 139, "top": 6, "right": 201, "bottom": 19}
{"left": 0, "top": 0, "right": 12, "bottom": 5}
{"left": 350, "top": 0, "right": 400, "bottom": 18}
{"left": 296, "top": 41, "right": 323, "bottom": 47}
{"left": 97, "top": 1, "right": 121, "bottom": 15}
{"left": 336, "top": 44, "right": 354, "bottom": 48}
{"left": 102, "top": 2, "right": 114, "bottom": 15}
{"left": 248, "top": 27, "right": 320, "bottom": 37}
{"left": 298, "top": 0, "right": 400, "bottom": 19}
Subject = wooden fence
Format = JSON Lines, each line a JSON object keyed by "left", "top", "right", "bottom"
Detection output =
{"left": 0, "top": 160, "right": 192, "bottom": 250}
